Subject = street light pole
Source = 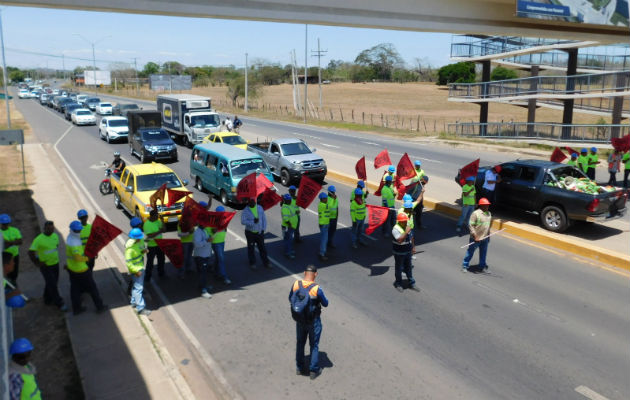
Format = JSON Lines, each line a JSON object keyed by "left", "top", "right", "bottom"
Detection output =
{"left": 73, "top": 33, "right": 110, "bottom": 96}
{"left": 133, "top": 58, "right": 139, "bottom": 96}
{"left": 0, "top": 8, "right": 11, "bottom": 128}
{"left": 244, "top": 53, "right": 248, "bottom": 112}
{"left": 304, "top": 24, "right": 308, "bottom": 123}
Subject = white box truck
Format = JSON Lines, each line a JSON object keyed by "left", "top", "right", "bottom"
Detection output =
{"left": 157, "top": 94, "right": 221, "bottom": 147}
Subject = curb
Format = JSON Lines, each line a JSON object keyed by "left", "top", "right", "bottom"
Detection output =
{"left": 325, "top": 169, "right": 630, "bottom": 272}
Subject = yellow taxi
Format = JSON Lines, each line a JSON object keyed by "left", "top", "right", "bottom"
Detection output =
{"left": 202, "top": 131, "right": 248, "bottom": 150}
{"left": 110, "top": 162, "right": 190, "bottom": 223}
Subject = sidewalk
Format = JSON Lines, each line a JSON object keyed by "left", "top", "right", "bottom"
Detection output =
{"left": 22, "top": 142, "right": 192, "bottom": 399}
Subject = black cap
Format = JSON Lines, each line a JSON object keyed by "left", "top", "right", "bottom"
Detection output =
{"left": 305, "top": 265, "right": 317, "bottom": 273}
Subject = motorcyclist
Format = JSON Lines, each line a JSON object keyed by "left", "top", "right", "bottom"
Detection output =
{"left": 107, "top": 152, "right": 126, "bottom": 177}
{"left": 233, "top": 115, "right": 242, "bottom": 132}
{"left": 225, "top": 117, "right": 233, "bottom": 132}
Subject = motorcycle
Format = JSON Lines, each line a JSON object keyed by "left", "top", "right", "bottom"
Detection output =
{"left": 99, "top": 168, "right": 113, "bottom": 195}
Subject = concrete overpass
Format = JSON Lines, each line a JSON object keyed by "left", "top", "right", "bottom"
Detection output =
{"left": 4, "top": 0, "right": 630, "bottom": 43}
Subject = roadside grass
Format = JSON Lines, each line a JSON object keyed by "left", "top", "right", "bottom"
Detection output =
{"left": 0, "top": 100, "right": 34, "bottom": 190}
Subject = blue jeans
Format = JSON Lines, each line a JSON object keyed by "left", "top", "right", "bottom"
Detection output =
{"left": 457, "top": 205, "right": 474, "bottom": 229}
{"left": 194, "top": 256, "right": 210, "bottom": 291}
{"left": 351, "top": 219, "right": 365, "bottom": 245}
{"left": 319, "top": 224, "right": 329, "bottom": 256}
{"left": 179, "top": 242, "right": 194, "bottom": 277}
{"left": 394, "top": 252, "right": 414, "bottom": 286}
{"left": 462, "top": 237, "right": 489, "bottom": 268}
{"left": 212, "top": 242, "right": 226, "bottom": 279}
{"left": 283, "top": 227, "right": 295, "bottom": 255}
{"left": 130, "top": 269, "right": 146, "bottom": 312}
{"left": 296, "top": 317, "right": 322, "bottom": 372}
{"left": 328, "top": 218, "right": 337, "bottom": 246}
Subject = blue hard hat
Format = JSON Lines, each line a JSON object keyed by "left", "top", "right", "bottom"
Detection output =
{"left": 414, "top": 160, "right": 422, "bottom": 167}
{"left": 402, "top": 194, "right": 412, "bottom": 201}
{"left": 199, "top": 201, "right": 208, "bottom": 208}
{"left": 0, "top": 214, "right": 11, "bottom": 224}
{"left": 129, "top": 228, "right": 144, "bottom": 240}
{"left": 357, "top": 180, "right": 365, "bottom": 188}
{"left": 354, "top": 188, "right": 363, "bottom": 196}
{"left": 581, "top": 148, "right": 587, "bottom": 153}
{"left": 283, "top": 193, "right": 291, "bottom": 201}
{"left": 9, "top": 338, "right": 33, "bottom": 355}
{"left": 465, "top": 176, "right": 475, "bottom": 181}
{"left": 130, "top": 217, "right": 142, "bottom": 228}
{"left": 6, "top": 294, "right": 25, "bottom": 309}
{"left": 319, "top": 192, "right": 328, "bottom": 200}
{"left": 216, "top": 206, "right": 226, "bottom": 212}
{"left": 385, "top": 175, "right": 393, "bottom": 182}
{"left": 590, "top": 147, "right": 597, "bottom": 152}
{"left": 422, "top": 175, "right": 429, "bottom": 182}
{"left": 388, "top": 166, "right": 395, "bottom": 173}
{"left": 289, "top": 185, "right": 297, "bottom": 191}
{"left": 77, "top": 209, "right": 88, "bottom": 218}
{"left": 571, "top": 153, "right": 578, "bottom": 158}
{"left": 69, "top": 220, "right": 83, "bottom": 232}
{"left": 327, "top": 185, "right": 336, "bottom": 193}
{"left": 404, "top": 200, "right": 413, "bottom": 208}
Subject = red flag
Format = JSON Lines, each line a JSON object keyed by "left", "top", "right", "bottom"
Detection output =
{"left": 395, "top": 178, "right": 418, "bottom": 200}
{"left": 374, "top": 172, "right": 386, "bottom": 196}
{"left": 611, "top": 135, "right": 630, "bottom": 152}
{"left": 166, "top": 189, "right": 192, "bottom": 207}
{"left": 565, "top": 146, "right": 580, "bottom": 156}
{"left": 550, "top": 147, "right": 567, "bottom": 163}
{"left": 365, "top": 205, "right": 390, "bottom": 235}
{"left": 355, "top": 156, "right": 367, "bottom": 180}
{"left": 258, "top": 188, "right": 282, "bottom": 210}
{"left": 396, "top": 153, "right": 415, "bottom": 181}
{"left": 458, "top": 159, "right": 480, "bottom": 186}
{"left": 84, "top": 215, "right": 122, "bottom": 258}
{"left": 255, "top": 174, "right": 274, "bottom": 197}
{"left": 236, "top": 173, "right": 257, "bottom": 200}
{"left": 149, "top": 183, "right": 167, "bottom": 209}
{"left": 155, "top": 239, "right": 183, "bottom": 269}
{"left": 180, "top": 197, "right": 207, "bottom": 231}
{"left": 196, "top": 211, "right": 236, "bottom": 231}
{"left": 296, "top": 175, "right": 322, "bottom": 208}
{"left": 374, "top": 149, "right": 392, "bottom": 169}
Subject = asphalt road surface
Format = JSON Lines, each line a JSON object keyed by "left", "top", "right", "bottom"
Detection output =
{"left": 13, "top": 96, "right": 630, "bottom": 400}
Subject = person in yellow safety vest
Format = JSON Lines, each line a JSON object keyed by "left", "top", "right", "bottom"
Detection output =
{"left": 411, "top": 160, "right": 425, "bottom": 183}
{"left": 209, "top": 205, "right": 230, "bottom": 285}
{"left": 383, "top": 165, "right": 396, "bottom": 182}
{"left": 350, "top": 188, "right": 367, "bottom": 249}
{"left": 289, "top": 185, "right": 302, "bottom": 243}
{"left": 177, "top": 205, "right": 196, "bottom": 279}
{"left": 587, "top": 147, "right": 599, "bottom": 180}
{"left": 28, "top": 221, "right": 66, "bottom": 311}
{"left": 567, "top": 153, "right": 578, "bottom": 167}
{"left": 623, "top": 151, "right": 630, "bottom": 189}
{"left": 391, "top": 213, "right": 418, "bottom": 293}
{"left": 577, "top": 148, "right": 590, "bottom": 175}
{"left": 281, "top": 194, "right": 298, "bottom": 259}
{"left": 462, "top": 197, "right": 492, "bottom": 273}
{"left": 143, "top": 209, "right": 166, "bottom": 282}
{"left": 8, "top": 338, "right": 41, "bottom": 400}
{"left": 126, "top": 228, "right": 151, "bottom": 316}
{"left": 0, "top": 213, "right": 23, "bottom": 286}
{"left": 456, "top": 176, "right": 477, "bottom": 234}
{"left": 381, "top": 175, "right": 397, "bottom": 237}
{"left": 77, "top": 209, "right": 96, "bottom": 271}
{"left": 317, "top": 192, "right": 330, "bottom": 261}
{"left": 327, "top": 186, "right": 339, "bottom": 249}
{"left": 399, "top": 196, "right": 421, "bottom": 258}
{"left": 66, "top": 220, "right": 107, "bottom": 315}
{"left": 241, "top": 196, "right": 270, "bottom": 269}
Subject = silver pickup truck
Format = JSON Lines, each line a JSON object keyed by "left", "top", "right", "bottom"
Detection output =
{"left": 248, "top": 138, "right": 327, "bottom": 186}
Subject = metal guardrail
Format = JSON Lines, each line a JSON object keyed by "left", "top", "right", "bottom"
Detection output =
{"left": 447, "top": 122, "right": 630, "bottom": 142}
{"left": 502, "top": 52, "right": 630, "bottom": 71}
{"left": 450, "top": 35, "right": 575, "bottom": 58}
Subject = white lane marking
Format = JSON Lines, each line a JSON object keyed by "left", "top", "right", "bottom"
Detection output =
{"left": 246, "top": 123, "right": 257, "bottom": 127}
{"left": 321, "top": 143, "right": 340, "bottom": 149}
{"left": 54, "top": 125, "right": 74, "bottom": 147}
{"left": 575, "top": 385, "right": 610, "bottom": 400}
{"left": 362, "top": 141, "right": 380, "bottom": 146}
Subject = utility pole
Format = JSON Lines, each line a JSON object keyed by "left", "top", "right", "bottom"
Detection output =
{"left": 244, "top": 52, "right": 248, "bottom": 112}
{"left": 311, "top": 37, "right": 327, "bottom": 108}
{"left": 304, "top": 24, "right": 308, "bottom": 123}
{"left": 62, "top": 53, "right": 65, "bottom": 82}
{"left": 73, "top": 34, "right": 110, "bottom": 96}
{"left": 168, "top": 62, "right": 172, "bottom": 93}
{"left": 0, "top": 8, "right": 11, "bottom": 128}
{"left": 133, "top": 57, "right": 139, "bottom": 96}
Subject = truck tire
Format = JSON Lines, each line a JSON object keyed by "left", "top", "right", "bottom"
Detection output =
{"left": 114, "top": 190, "right": 122, "bottom": 209}
{"left": 541, "top": 205, "right": 568, "bottom": 233}
{"left": 220, "top": 189, "right": 229, "bottom": 205}
{"left": 280, "top": 169, "right": 291, "bottom": 187}
{"left": 195, "top": 177, "right": 204, "bottom": 192}
{"left": 182, "top": 135, "right": 190, "bottom": 148}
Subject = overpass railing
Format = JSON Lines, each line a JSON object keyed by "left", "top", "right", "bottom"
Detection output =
{"left": 450, "top": 35, "right": 577, "bottom": 58}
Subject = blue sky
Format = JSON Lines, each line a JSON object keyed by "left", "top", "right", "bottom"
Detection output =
{"left": 2, "top": 6, "right": 453, "bottom": 71}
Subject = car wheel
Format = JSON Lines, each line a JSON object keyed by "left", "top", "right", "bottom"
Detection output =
{"left": 280, "top": 169, "right": 291, "bottom": 187}
{"left": 140, "top": 150, "right": 146, "bottom": 163}
{"left": 541, "top": 205, "right": 568, "bottom": 233}
{"left": 114, "top": 190, "right": 122, "bottom": 209}
{"left": 220, "top": 190, "right": 229, "bottom": 205}
{"left": 195, "top": 177, "right": 204, "bottom": 192}
{"left": 135, "top": 207, "right": 142, "bottom": 220}
{"left": 129, "top": 145, "right": 134, "bottom": 156}
{"left": 106, "top": 133, "right": 111, "bottom": 144}
{"left": 182, "top": 135, "right": 190, "bottom": 148}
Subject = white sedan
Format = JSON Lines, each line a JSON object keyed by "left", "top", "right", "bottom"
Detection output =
{"left": 71, "top": 108, "right": 96, "bottom": 126}
{"left": 96, "top": 102, "right": 113, "bottom": 115}
{"left": 18, "top": 89, "right": 29, "bottom": 99}
{"left": 99, "top": 116, "right": 129, "bottom": 143}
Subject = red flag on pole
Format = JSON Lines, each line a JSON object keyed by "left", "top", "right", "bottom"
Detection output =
{"left": 84, "top": 215, "right": 122, "bottom": 258}
{"left": 196, "top": 211, "right": 236, "bottom": 231}
{"left": 166, "top": 189, "right": 192, "bottom": 207}
{"left": 149, "top": 183, "right": 167, "bottom": 209}
{"left": 255, "top": 174, "right": 274, "bottom": 197}
{"left": 155, "top": 239, "right": 183, "bottom": 269}
{"left": 365, "top": 205, "right": 390, "bottom": 235}
{"left": 180, "top": 197, "right": 207, "bottom": 231}
{"left": 395, "top": 178, "right": 418, "bottom": 200}
{"left": 236, "top": 173, "right": 257, "bottom": 200}
{"left": 296, "top": 175, "right": 322, "bottom": 208}
{"left": 396, "top": 153, "right": 415, "bottom": 181}
{"left": 374, "top": 149, "right": 392, "bottom": 169}
{"left": 458, "top": 159, "right": 480, "bottom": 186}
{"left": 565, "top": 146, "right": 580, "bottom": 156}
{"left": 355, "top": 156, "right": 367, "bottom": 180}
{"left": 550, "top": 147, "right": 567, "bottom": 163}
{"left": 374, "top": 172, "right": 386, "bottom": 196}
{"left": 611, "top": 135, "right": 630, "bottom": 152}
{"left": 258, "top": 188, "right": 283, "bottom": 210}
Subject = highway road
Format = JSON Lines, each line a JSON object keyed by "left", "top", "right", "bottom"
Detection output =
{"left": 13, "top": 96, "right": 630, "bottom": 400}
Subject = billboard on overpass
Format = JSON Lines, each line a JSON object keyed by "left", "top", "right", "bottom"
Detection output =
{"left": 149, "top": 74, "right": 192, "bottom": 91}
{"left": 84, "top": 70, "right": 112, "bottom": 86}
{"left": 517, "top": 0, "right": 629, "bottom": 27}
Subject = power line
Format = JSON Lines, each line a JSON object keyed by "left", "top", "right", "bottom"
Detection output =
{"left": 5, "top": 47, "right": 133, "bottom": 66}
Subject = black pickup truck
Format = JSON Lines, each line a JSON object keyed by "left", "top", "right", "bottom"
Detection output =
{"left": 458, "top": 159, "right": 627, "bottom": 232}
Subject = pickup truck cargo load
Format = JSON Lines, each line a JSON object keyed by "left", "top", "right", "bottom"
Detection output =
{"left": 157, "top": 94, "right": 221, "bottom": 147}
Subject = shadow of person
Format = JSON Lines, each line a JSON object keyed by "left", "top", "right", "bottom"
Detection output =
{"left": 368, "top": 266, "right": 390, "bottom": 276}
{"left": 306, "top": 351, "right": 334, "bottom": 370}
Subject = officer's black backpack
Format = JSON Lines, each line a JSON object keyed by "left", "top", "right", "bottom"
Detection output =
{"left": 290, "top": 281, "right": 316, "bottom": 324}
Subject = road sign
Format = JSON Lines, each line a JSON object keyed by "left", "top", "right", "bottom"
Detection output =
{"left": 0, "top": 129, "right": 24, "bottom": 145}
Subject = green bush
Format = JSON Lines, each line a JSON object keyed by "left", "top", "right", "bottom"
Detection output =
{"left": 436, "top": 62, "right": 475, "bottom": 85}
{"left": 490, "top": 66, "right": 518, "bottom": 81}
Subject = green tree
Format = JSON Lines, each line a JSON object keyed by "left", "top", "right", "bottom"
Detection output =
{"left": 354, "top": 43, "right": 404, "bottom": 81}
{"left": 436, "top": 62, "right": 476, "bottom": 85}
{"left": 8, "top": 69, "right": 25, "bottom": 83}
{"left": 140, "top": 62, "right": 160, "bottom": 77}
{"left": 490, "top": 66, "right": 518, "bottom": 81}
{"left": 227, "top": 75, "right": 261, "bottom": 106}
{"left": 161, "top": 61, "right": 184, "bottom": 75}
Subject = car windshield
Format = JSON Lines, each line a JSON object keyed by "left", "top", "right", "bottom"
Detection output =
{"left": 122, "top": 104, "right": 139, "bottom": 110}
{"left": 141, "top": 130, "right": 170, "bottom": 140}
{"left": 136, "top": 173, "right": 182, "bottom": 191}
{"left": 190, "top": 114, "right": 220, "bottom": 128}
{"left": 87, "top": 98, "right": 100, "bottom": 103}
{"left": 281, "top": 142, "right": 311, "bottom": 156}
{"left": 222, "top": 135, "right": 247, "bottom": 145}
{"left": 108, "top": 119, "right": 127, "bottom": 127}
{"left": 230, "top": 159, "right": 267, "bottom": 177}
{"left": 100, "top": 103, "right": 112, "bottom": 107}
{"left": 77, "top": 111, "right": 92, "bottom": 116}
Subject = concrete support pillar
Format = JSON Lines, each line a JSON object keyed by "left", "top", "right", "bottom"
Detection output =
{"left": 479, "top": 60, "right": 491, "bottom": 136}
{"left": 562, "top": 48, "right": 578, "bottom": 139}
{"left": 610, "top": 72, "right": 627, "bottom": 139}
{"left": 527, "top": 65, "right": 539, "bottom": 137}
